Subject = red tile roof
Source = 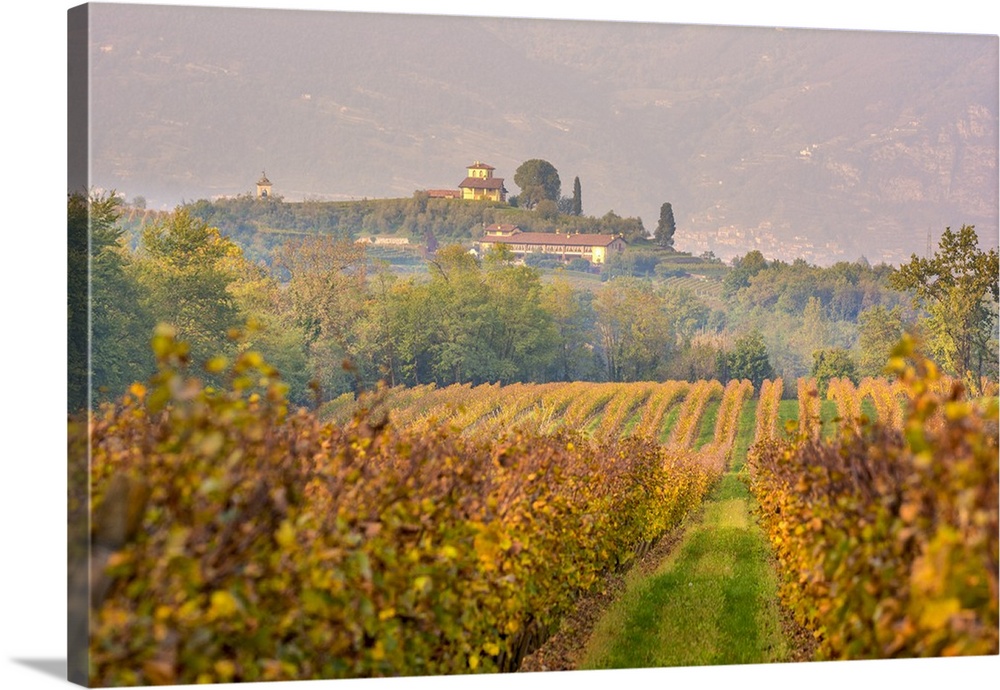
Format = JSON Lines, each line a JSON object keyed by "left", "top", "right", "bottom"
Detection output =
{"left": 459, "top": 177, "right": 506, "bottom": 190}
{"left": 481, "top": 231, "right": 624, "bottom": 248}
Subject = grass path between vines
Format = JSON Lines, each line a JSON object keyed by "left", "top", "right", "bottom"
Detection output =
{"left": 577, "top": 400, "right": 798, "bottom": 669}
{"left": 578, "top": 473, "right": 791, "bottom": 668}
{"left": 518, "top": 399, "right": 813, "bottom": 673}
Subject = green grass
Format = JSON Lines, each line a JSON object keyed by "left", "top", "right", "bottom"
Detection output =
{"left": 579, "top": 472, "right": 791, "bottom": 669}
{"left": 579, "top": 396, "right": 794, "bottom": 670}
{"left": 773, "top": 397, "right": 851, "bottom": 440}
{"left": 731, "top": 399, "right": 759, "bottom": 472}
{"left": 693, "top": 401, "right": 721, "bottom": 450}
{"left": 658, "top": 404, "right": 683, "bottom": 444}
{"left": 776, "top": 399, "right": 798, "bottom": 438}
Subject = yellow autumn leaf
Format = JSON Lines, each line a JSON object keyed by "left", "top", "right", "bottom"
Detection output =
{"left": 204, "top": 356, "right": 227, "bottom": 374}
{"left": 213, "top": 659, "right": 237, "bottom": 682}
{"left": 241, "top": 351, "right": 264, "bottom": 369}
{"left": 919, "top": 598, "right": 961, "bottom": 629}
{"left": 275, "top": 520, "right": 296, "bottom": 549}
{"left": 208, "top": 590, "right": 240, "bottom": 619}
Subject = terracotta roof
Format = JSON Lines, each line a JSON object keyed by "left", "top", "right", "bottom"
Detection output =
{"left": 425, "top": 189, "right": 461, "bottom": 198}
{"left": 257, "top": 172, "right": 271, "bottom": 185}
{"left": 459, "top": 176, "right": 506, "bottom": 190}
{"left": 481, "top": 232, "right": 624, "bottom": 248}
{"left": 485, "top": 223, "right": 520, "bottom": 233}
{"left": 467, "top": 161, "right": 495, "bottom": 170}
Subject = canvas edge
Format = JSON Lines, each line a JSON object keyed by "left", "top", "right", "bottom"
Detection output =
{"left": 67, "top": 3, "right": 92, "bottom": 687}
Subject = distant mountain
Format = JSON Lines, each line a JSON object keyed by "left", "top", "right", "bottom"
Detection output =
{"left": 86, "top": 5, "right": 998, "bottom": 265}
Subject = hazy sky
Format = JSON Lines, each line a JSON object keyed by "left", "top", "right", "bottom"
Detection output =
{"left": 78, "top": 0, "right": 998, "bottom": 266}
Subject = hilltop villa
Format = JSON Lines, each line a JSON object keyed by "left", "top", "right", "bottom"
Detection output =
{"left": 477, "top": 224, "right": 626, "bottom": 264}
{"left": 423, "top": 162, "right": 508, "bottom": 202}
{"left": 459, "top": 161, "right": 507, "bottom": 202}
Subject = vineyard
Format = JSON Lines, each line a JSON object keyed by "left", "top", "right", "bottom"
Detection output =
{"left": 750, "top": 340, "right": 998, "bottom": 659}
{"left": 73, "top": 329, "right": 999, "bottom": 685}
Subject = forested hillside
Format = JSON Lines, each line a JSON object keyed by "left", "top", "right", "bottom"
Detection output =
{"left": 74, "top": 192, "right": 998, "bottom": 414}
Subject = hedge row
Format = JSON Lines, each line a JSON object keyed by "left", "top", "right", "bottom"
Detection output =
{"left": 81, "top": 327, "right": 721, "bottom": 685}
{"left": 748, "top": 340, "right": 998, "bottom": 659}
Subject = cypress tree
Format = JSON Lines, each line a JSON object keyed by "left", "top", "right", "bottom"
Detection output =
{"left": 655, "top": 202, "right": 676, "bottom": 249}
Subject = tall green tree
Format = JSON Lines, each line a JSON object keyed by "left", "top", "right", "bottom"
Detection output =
{"left": 514, "top": 159, "right": 561, "bottom": 210}
{"left": 276, "top": 235, "right": 369, "bottom": 398}
{"left": 135, "top": 208, "right": 242, "bottom": 368}
{"left": 482, "top": 256, "right": 558, "bottom": 383}
{"left": 425, "top": 244, "right": 494, "bottom": 384}
{"left": 67, "top": 192, "right": 90, "bottom": 412}
{"left": 857, "top": 305, "right": 904, "bottom": 377}
{"left": 541, "top": 274, "right": 595, "bottom": 381}
{"left": 723, "top": 250, "right": 769, "bottom": 297}
{"left": 726, "top": 330, "right": 774, "bottom": 388}
{"left": 889, "top": 225, "right": 999, "bottom": 383}
{"left": 811, "top": 348, "right": 859, "bottom": 396}
{"left": 68, "top": 192, "right": 153, "bottom": 411}
{"left": 654, "top": 202, "right": 676, "bottom": 250}
{"left": 594, "top": 278, "right": 674, "bottom": 381}
{"left": 572, "top": 176, "right": 582, "bottom": 216}
{"left": 660, "top": 286, "right": 711, "bottom": 344}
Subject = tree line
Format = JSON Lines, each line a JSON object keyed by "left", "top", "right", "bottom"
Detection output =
{"left": 71, "top": 190, "right": 998, "bottom": 414}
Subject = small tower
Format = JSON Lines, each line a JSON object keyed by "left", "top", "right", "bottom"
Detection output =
{"left": 256, "top": 171, "right": 273, "bottom": 199}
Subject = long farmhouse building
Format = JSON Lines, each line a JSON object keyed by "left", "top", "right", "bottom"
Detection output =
{"left": 477, "top": 224, "right": 626, "bottom": 264}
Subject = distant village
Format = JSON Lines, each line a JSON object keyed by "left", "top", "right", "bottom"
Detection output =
{"left": 255, "top": 162, "right": 629, "bottom": 266}
{"left": 252, "top": 162, "right": 915, "bottom": 267}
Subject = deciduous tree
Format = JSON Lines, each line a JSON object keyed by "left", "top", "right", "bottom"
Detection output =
{"left": 69, "top": 192, "right": 153, "bottom": 410}
{"left": 135, "top": 209, "right": 243, "bottom": 368}
{"left": 889, "top": 225, "right": 999, "bottom": 384}
{"left": 726, "top": 330, "right": 774, "bottom": 388}
{"left": 857, "top": 305, "right": 904, "bottom": 377}
{"left": 594, "top": 278, "right": 674, "bottom": 381}
{"left": 811, "top": 347, "right": 859, "bottom": 396}
{"left": 275, "top": 235, "right": 368, "bottom": 398}
{"left": 514, "top": 159, "right": 561, "bottom": 210}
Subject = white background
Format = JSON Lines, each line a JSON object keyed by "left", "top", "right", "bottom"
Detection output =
{"left": 2, "top": 1, "right": 998, "bottom": 689}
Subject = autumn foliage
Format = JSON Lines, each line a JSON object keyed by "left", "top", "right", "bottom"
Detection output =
{"left": 79, "top": 327, "right": 722, "bottom": 685}
{"left": 748, "top": 337, "right": 999, "bottom": 659}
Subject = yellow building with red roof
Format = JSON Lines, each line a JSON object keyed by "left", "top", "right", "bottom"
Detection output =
{"left": 478, "top": 226, "right": 626, "bottom": 264}
{"left": 458, "top": 162, "right": 507, "bottom": 202}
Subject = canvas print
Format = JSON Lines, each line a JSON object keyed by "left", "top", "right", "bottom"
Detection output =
{"left": 67, "top": 2, "right": 999, "bottom": 688}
